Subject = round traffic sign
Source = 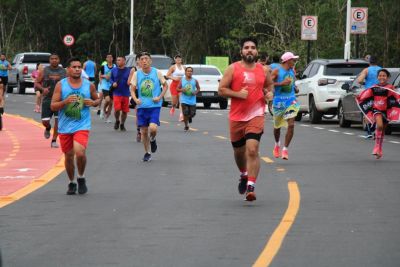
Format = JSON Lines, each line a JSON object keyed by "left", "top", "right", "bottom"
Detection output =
{"left": 353, "top": 9, "right": 366, "bottom": 21}
{"left": 303, "top": 17, "right": 316, "bottom": 28}
{"left": 63, "top": 34, "right": 75, "bottom": 47}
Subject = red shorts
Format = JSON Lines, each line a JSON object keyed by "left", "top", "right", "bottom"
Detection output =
{"left": 59, "top": 130, "right": 90, "bottom": 153}
{"left": 170, "top": 80, "right": 180, "bottom": 96}
{"left": 113, "top": 96, "right": 130, "bottom": 113}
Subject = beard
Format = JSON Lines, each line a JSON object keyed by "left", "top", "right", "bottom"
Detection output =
{"left": 242, "top": 54, "right": 256, "bottom": 63}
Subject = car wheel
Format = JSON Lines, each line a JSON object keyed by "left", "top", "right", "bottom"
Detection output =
{"left": 295, "top": 112, "right": 302, "bottom": 121}
{"left": 338, "top": 103, "right": 351, "bottom": 128}
{"left": 17, "top": 80, "right": 26, "bottom": 94}
{"left": 219, "top": 99, "right": 228, "bottom": 109}
{"left": 309, "top": 97, "right": 322, "bottom": 124}
{"left": 203, "top": 102, "right": 211, "bottom": 109}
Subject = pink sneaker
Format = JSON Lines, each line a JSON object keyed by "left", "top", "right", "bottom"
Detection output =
{"left": 281, "top": 149, "right": 289, "bottom": 160}
{"left": 169, "top": 107, "right": 175, "bottom": 116}
{"left": 273, "top": 145, "right": 280, "bottom": 158}
{"left": 372, "top": 144, "right": 379, "bottom": 157}
{"left": 34, "top": 105, "right": 40, "bottom": 113}
{"left": 179, "top": 112, "right": 184, "bottom": 122}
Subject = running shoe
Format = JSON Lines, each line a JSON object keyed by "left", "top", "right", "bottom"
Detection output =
{"left": 169, "top": 107, "right": 175, "bottom": 116}
{"left": 372, "top": 144, "right": 382, "bottom": 159}
{"left": 238, "top": 174, "right": 248, "bottom": 195}
{"left": 77, "top": 178, "right": 88, "bottom": 194}
{"left": 120, "top": 124, "right": 126, "bottom": 131}
{"left": 114, "top": 121, "right": 120, "bottom": 130}
{"left": 142, "top": 152, "right": 152, "bottom": 162}
{"left": 363, "top": 134, "right": 373, "bottom": 139}
{"left": 99, "top": 110, "right": 105, "bottom": 120}
{"left": 150, "top": 139, "right": 157, "bottom": 153}
{"left": 273, "top": 145, "right": 280, "bottom": 158}
{"left": 179, "top": 112, "right": 184, "bottom": 122}
{"left": 97, "top": 110, "right": 101, "bottom": 115}
{"left": 44, "top": 127, "right": 51, "bottom": 139}
{"left": 51, "top": 140, "right": 59, "bottom": 148}
{"left": 136, "top": 131, "right": 141, "bottom": 142}
{"left": 66, "top": 182, "right": 77, "bottom": 195}
{"left": 184, "top": 126, "right": 189, "bottom": 132}
{"left": 281, "top": 149, "right": 289, "bottom": 160}
{"left": 106, "top": 117, "right": 112, "bottom": 123}
{"left": 34, "top": 105, "right": 40, "bottom": 113}
{"left": 245, "top": 185, "right": 256, "bottom": 201}
{"left": 189, "top": 117, "right": 192, "bottom": 123}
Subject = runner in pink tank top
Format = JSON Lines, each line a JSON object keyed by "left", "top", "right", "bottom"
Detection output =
{"left": 218, "top": 37, "right": 273, "bottom": 202}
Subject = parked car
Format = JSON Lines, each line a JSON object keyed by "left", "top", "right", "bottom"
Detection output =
{"left": 295, "top": 59, "right": 369, "bottom": 123}
{"left": 185, "top": 64, "right": 226, "bottom": 109}
{"left": 126, "top": 53, "right": 173, "bottom": 106}
{"left": 8, "top": 52, "right": 51, "bottom": 94}
{"left": 338, "top": 68, "right": 400, "bottom": 134}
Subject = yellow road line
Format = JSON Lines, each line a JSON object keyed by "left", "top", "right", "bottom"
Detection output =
{"left": 203, "top": 131, "right": 209, "bottom": 135}
{"left": 252, "top": 181, "right": 301, "bottom": 267}
{"left": 0, "top": 156, "right": 65, "bottom": 208}
{"left": 214, "top": 135, "right": 227, "bottom": 140}
{"left": 276, "top": 168, "right": 285, "bottom": 172}
{"left": 261, "top": 157, "right": 274, "bottom": 164}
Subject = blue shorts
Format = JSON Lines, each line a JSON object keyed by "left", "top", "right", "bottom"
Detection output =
{"left": 137, "top": 107, "right": 161, "bottom": 127}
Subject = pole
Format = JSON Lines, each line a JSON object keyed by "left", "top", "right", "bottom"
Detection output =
{"left": 344, "top": 0, "right": 351, "bottom": 60}
{"left": 307, "top": 41, "right": 311, "bottom": 64}
{"left": 355, "top": 34, "right": 359, "bottom": 58}
{"left": 130, "top": 0, "right": 134, "bottom": 55}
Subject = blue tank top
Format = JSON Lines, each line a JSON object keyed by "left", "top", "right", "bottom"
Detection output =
{"left": 137, "top": 67, "right": 163, "bottom": 109}
{"left": 84, "top": 60, "right": 96, "bottom": 78}
{"left": 274, "top": 66, "right": 296, "bottom": 98}
{"left": 58, "top": 78, "right": 92, "bottom": 133}
{"left": 270, "top": 63, "right": 280, "bottom": 71}
{"left": 180, "top": 78, "right": 197, "bottom": 106}
{"left": 365, "top": 65, "right": 382, "bottom": 88}
{"left": 0, "top": 60, "right": 9, "bottom": 77}
{"left": 100, "top": 64, "right": 115, "bottom": 90}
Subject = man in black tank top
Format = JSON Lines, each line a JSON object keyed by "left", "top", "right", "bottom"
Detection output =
{"left": 34, "top": 53, "right": 66, "bottom": 148}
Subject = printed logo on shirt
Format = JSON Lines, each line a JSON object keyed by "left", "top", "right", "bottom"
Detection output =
{"left": 65, "top": 92, "right": 84, "bottom": 120}
{"left": 281, "top": 74, "right": 294, "bottom": 93}
{"left": 243, "top": 72, "right": 256, "bottom": 86}
{"left": 183, "top": 83, "right": 193, "bottom": 96}
{"left": 140, "top": 79, "right": 154, "bottom": 98}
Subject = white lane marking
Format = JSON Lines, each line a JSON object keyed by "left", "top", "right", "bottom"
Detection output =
{"left": 389, "top": 141, "right": 400, "bottom": 144}
{"left": 343, "top": 132, "right": 354, "bottom": 135}
{"left": 329, "top": 130, "right": 340, "bottom": 133}
{"left": 314, "top": 127, "right": 325, "bottom": 130}
{"left": 24, "top": 102, "right": 36, "bottom": 105}
{"left": 215, "top": 113, "right": 223, "bottom": 116}
{"left": 201, "top": 111, "right": 209, "bottom": 114}
{"left": 300, "top": 124, "right": 310, "bottom": 127}
{"left": 358, "top": 135, "right": 366, "bottom": 138}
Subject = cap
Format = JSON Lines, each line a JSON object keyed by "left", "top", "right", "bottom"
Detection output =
{"left": 281, "top": 52, "right": 299, "bottom": 63}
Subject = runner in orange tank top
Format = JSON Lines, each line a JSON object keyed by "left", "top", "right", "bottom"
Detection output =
{"left": 218, "top": 37, "right": 273, "bottom": 201}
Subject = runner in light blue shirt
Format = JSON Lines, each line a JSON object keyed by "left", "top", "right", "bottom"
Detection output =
{"left": 177, "top": 67, "right": 200, "bottom": 131}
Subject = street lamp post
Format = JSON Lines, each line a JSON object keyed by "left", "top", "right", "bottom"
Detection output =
{"left": 130, "top": 0, "right": 134, "bottom": 55}
{"left": 344, "top": 0, "right": 351, "bottom": 60}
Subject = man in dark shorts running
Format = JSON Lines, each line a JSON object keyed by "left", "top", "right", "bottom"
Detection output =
{"left": 0, "top": 53, "right": 11, "bottom": 126}
{"left": 34, "top": 53, "right": 66, "bottom": 147}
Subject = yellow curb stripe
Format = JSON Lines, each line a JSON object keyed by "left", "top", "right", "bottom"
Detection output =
{"left": 0, "top": 114, "right": 65, "bottom": 209}
{"left": 189, "top": 128, "right": 198, "bottom": 131}
{"left": 261, "top": 157, "right": 274, "bottom": 164}
{"left": 252, "top": 181, "right": 301, "bottom": 267}
{"left": 203, "top": 131, "right": 208, "bottom": 135}
{"left": 276, "top": 168, "right": 285, "bottom": 172}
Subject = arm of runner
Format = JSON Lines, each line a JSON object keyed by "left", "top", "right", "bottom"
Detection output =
{"left": 84, "top": 83, "right": 100, "bottom": 107}
{"left": 218, "top": 65, "right": 248, "bottom": 99}
{"left": 127, "top": 67, "right": 135, "bottom": 85}
{"left": 193, "top": 79, "right": 201, "bottom": 95}
{"left": 7, "top": 61, "right": 11, "bottom": 70}
{"left": 34, "top": 68, "right": 49, "bottom": 94}
{"left": 357, "top": 68, "right": 368, "bottom": 85}
{"left": 153, "top": 70, "right": 168, "bottom": 102}
{"left": 166, "top": 65, "right": 177, "bottom": 81}
{"left": 50, "top": 81, "right": 77, "bottom": 111}
{"left": 263, "top": 67, "right": 274, "bottom": 101}
{"left": 176, "top": 80, "right": 183, "bottom": 92}
{"left": 272, "top": 68, "right": 290, "bottom": 86}
{"left": 129, "top": 72, "right": 141, "bottom": 105}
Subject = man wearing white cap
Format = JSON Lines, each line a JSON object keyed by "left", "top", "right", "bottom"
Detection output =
{"left": 270, "top": 52, "right": 300, "bottom": 160}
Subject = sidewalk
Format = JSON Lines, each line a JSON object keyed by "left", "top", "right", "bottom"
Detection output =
{"left": 0, "top": 114, "right": 64, "bottom": 208}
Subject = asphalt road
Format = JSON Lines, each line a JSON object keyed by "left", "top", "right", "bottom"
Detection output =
{"left": 1, "top": 93, "right": 400, "bottom": 267}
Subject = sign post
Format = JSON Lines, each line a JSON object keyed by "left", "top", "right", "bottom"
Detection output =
{"left": 301, "top": 16, "right": 318, "bottom": 64}
{"left": 351, "top": 7, "right": 368, "bottom": 59}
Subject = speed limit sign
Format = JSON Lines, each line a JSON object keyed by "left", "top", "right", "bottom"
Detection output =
{"left": 63, "top": 34, "right": 75, "bottom": 47}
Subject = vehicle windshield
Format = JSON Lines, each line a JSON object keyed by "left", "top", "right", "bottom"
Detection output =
{"left": 388, "top": 71, "right": 399, "bottom": 84}
{"left": 324, "top": 63, "right": 368, "bottom": 76}
{"left": 191, "top": 67, "right": 221, "bottom": 76}
{"left": 22, "top": 54, "right": 51, "bottom": 63}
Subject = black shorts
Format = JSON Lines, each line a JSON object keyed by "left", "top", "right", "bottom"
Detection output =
{"left": 89, "top": 77, "right": 95, "bottom": 83}
{"left": 102, "top": 89, "right": 111, "bottom": 98}
{"left": 41, "top": 100, "right": 58, "bottom": 120}
{"left": 0, "top": 76, "right": 8, "bottom": 87}
{"left": 181, "top": 103, "right": 196, "bottom": 117}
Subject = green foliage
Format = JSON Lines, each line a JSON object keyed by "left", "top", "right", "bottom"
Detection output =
{"left": 0, "top": 0, "right": 398, "bottom": 68}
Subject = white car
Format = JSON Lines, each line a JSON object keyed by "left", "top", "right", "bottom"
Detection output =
{"left": 295, "top": 59, "right": 369, "bottom": 123}
{"left": 185, "top": 64, "right": 226, "bottom": 109}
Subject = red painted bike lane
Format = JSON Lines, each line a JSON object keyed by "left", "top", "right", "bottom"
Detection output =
{"left": 0, "top": 114, "right": 64, "bottom": 208}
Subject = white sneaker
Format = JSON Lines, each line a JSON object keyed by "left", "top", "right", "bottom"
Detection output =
{"left": 99, "top": 110, "right": 105, "bottom": 120}
{"left": 106, "top": 117, "right": 112, "bottom": 123}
